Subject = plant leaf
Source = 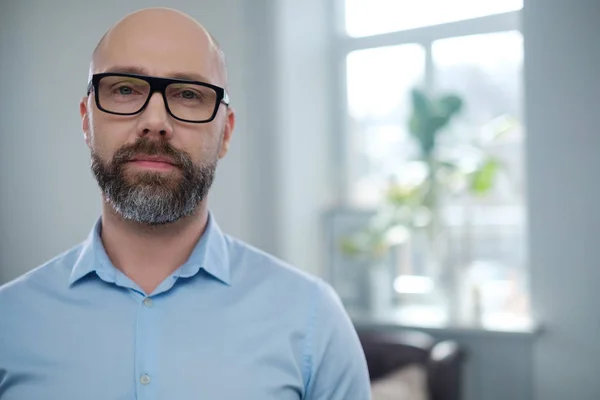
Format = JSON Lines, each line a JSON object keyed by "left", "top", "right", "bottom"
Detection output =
{"left": 410, "top": 88, "right": 431, "bottom": 125}
{"left": 470, "top": 158, "right": 500, "bottom": 195}
{"left": 439, "top": 95, "right": 463, "bottom": 116}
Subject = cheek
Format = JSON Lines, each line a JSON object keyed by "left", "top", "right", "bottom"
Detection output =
{"left": 88, "top": 114, "right": 136, "bottom": 157}
{"left": 180, "top": 126, "right": 223, "bottom": 161}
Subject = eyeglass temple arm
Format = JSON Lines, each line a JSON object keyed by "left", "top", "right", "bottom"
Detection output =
{"left": 221, "top": 91, "right": 230, "bottom": 107}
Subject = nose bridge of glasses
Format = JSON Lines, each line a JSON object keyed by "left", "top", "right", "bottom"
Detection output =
{"left": 137, "top": 76, "right": 168, "bottom": 110}
{"left": 144, "top": 90, "right": 171, "bottom": 117}
{"left": 139, "top": 92, "right": 173, "bottom": 134}
{"left": 145, "top": 77, "right": 168, "bottom": 103}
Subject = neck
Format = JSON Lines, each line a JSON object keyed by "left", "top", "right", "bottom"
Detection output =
{"left": 99, "top": 201, "right": 209, "bottom": 295}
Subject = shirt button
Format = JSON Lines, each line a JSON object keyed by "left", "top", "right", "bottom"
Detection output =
{"left": 140, "top": 374, "right": 151, "bottom": 385}
{"left": 143, "top": 297, "right": 153, "bottom": 307}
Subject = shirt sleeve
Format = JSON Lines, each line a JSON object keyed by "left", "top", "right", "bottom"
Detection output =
{"left": 303, "top": 279, "right": 372, "bottom": 400}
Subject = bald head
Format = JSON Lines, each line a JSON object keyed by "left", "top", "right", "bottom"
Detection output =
{"left": 90, "top": 8, "right": 228, "bottom": 89}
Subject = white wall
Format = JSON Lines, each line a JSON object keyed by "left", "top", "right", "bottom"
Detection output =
{"left": 0, "top": 0, "right": 253, "bottom": 283}
{"left": 273, "top": 0, "right": 335, "bottom": 277}
{"left": 524, "top": 0, "right": 600, "bottom": 398}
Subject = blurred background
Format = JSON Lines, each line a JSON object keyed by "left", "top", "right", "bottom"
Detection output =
{"left": 1, "top": 0, "right": 600, "bottom": 399}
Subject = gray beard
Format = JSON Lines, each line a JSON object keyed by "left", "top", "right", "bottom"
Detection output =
{"left": 90, "top": 141, "right": 217, "bottom": 226}
{"left": 100, "top": 168, "right": 213, "bottom": 225}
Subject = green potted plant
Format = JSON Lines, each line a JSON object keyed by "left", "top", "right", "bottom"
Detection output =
{"left": 340, "top": 87, "right": 507, "bottom": 313}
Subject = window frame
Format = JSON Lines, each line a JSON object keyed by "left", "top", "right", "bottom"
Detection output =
{"left": 330, "top": 1, "right": 522, "bottom": 202}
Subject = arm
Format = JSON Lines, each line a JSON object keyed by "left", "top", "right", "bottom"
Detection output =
{"left": 303, "top": 280, "right": 372, "bottom": 400}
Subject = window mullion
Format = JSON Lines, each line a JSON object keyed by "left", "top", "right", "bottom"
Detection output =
{"left": 424, "top": 41, "right": 434, "bottom": 93}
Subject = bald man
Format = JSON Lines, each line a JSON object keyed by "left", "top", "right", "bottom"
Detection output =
{"left": 0, "top": 7, "right": 371, "bottom": 400}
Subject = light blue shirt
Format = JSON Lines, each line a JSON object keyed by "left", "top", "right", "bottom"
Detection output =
{"left": 0, "top": 214, "right": 371, "bottom": 399}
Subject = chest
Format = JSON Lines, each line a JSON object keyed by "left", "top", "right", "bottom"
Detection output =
{"left": 3, "top": 294, "right": 306, "bottom": 400}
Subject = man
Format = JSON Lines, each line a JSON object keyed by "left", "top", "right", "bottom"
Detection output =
{"left": 0, "top": 7, "right": 371, "bottom": 400}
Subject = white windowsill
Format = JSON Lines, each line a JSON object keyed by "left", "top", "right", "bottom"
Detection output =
{"left": 349, "top": 305, "right": 540, "bottom": 339}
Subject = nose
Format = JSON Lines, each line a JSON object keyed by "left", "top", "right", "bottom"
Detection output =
{"left": 136, "top": 92, "right": 174, "bottom": 139}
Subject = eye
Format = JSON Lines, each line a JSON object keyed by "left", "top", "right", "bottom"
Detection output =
{"left": 116, "top": 86, "right": 135, "bottom": 95}
{"left": 167, "top": 84, "right": 212, "bottom": 104}
{"left": 180, "top": 90, "right": 200, "bottom": 100}
{"left": 109, "top": 84, "right": 143, "bottom": 96}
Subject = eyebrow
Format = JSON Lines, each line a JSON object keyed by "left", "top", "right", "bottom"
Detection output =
{"left": 103, "top": 65, "right": 211, "bottom": 83}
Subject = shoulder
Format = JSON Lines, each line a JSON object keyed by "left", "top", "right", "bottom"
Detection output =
{"left": 224, "top": 234, "right": 326, "bottom": 292}
{"left": 222, "top": 235, "right": 356, "bottom": 333}
{"left": 0, "top": 244, "right": 84, "bottom": 303}
{"left": 222, "top": 235, "right": 370, "bottom": 397}
{"left": 223, "top": 233, "right": 346, "bottom": 319}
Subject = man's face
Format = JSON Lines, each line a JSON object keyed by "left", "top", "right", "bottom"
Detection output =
{"left": 80, "top": 10, "right": 234, "bottom": 225}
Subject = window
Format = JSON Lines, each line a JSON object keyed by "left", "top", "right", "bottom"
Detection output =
{"left": 345, "top": 0, "right": 523, "bottom": 37}
{"left": 329, "top": 0, "right": 529, "bottom": 330}
{"left": 346, "top": 44, "right": 426, "bottom": 205}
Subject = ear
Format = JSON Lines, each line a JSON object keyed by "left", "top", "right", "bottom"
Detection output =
{"left": 218, "top": 107, "right": 235, "bottom": 159}
{"left": 80, "top": 96, "right": 92, "bottom": 149}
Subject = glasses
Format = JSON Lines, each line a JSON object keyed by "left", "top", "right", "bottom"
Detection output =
{"left": 87, "top": 73, "right": 230, "bottom": 123}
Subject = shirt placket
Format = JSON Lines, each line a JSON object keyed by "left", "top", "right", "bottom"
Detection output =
{"left": 135, "top": 293, "right": 159, "bottom": 400}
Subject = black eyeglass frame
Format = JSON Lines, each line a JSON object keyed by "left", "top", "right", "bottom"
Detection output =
{"left": 87, "top": 72, "right": 230, "bottom": 123}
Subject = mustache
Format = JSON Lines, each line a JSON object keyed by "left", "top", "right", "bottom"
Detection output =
{"left": 111, "top": 139, "right": 192, "bottom": 168}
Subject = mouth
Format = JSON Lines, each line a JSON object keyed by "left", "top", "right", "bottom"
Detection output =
{"left": 127, "top": 155, "right": 179, "bottom": 171}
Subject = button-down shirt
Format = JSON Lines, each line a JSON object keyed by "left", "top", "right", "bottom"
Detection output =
{"left": 0, "top": 214, "right": 371, "bottom": 399}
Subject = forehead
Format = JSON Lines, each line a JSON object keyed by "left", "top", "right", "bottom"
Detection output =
{"left": 93, "top": 20, "right": 221, "bottom": 85}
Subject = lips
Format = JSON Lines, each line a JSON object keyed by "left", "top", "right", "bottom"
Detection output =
{"left": 124, "top": 154, "right": 182, "bottom": 172}
{"left": 129, "top": 155, "right": 177, "bottom": 165}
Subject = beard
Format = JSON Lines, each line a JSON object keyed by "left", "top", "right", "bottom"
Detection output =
{"left": 91, "top": 138, "right": 217, "bottom": 226}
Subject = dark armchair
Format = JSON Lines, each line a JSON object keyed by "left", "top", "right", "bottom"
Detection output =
{"left": 358, "top": 329, "right": 466, "bottom": 400}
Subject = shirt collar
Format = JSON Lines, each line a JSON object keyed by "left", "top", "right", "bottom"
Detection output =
{"left": 174, "top": 212, "right": 231, "bottom": 285}
{"left": 69, "top": 212, "right": 231, "bottom": 286}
